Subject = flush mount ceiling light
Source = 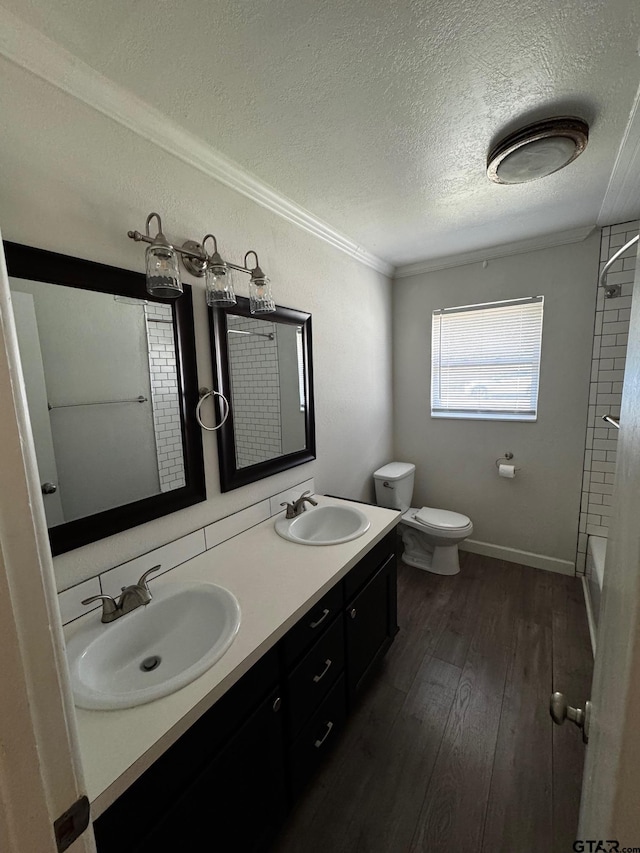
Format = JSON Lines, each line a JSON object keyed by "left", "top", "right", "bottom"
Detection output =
{"left": 487, "top": 117, "right": 589, "bottom": 185}
{"left": 128, "top": 213, "right": 276, "bottom": 313}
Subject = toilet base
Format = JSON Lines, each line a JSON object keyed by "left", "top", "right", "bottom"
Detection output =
{"left": 401, "top": 527, "right": 461, "bottom": 576}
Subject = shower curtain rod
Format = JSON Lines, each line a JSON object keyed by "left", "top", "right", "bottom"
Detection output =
{"left": 599, "top": 233, "right": 639, "bottom": 295}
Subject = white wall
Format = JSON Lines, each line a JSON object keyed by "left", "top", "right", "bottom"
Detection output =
{"left": 0, "top": 56, "right": 393, "bottom": 589}
{"left": 393, "top": 234, "right": 599, "bottom": 570}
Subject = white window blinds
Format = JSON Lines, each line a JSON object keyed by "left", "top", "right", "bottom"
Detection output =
{"left": 431, "top": 296, "right": 544, "bottom": 421}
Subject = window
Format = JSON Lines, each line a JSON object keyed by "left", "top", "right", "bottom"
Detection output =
{"left": 431, "top": 296, "right": 544, "bottom": 421}
{"left": 296, "top": 326, "right": 306, "bottom": 412}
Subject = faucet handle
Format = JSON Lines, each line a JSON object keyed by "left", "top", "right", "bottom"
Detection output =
{"left": 280, "top": 501, "right": 296, "bottom": 519}
{"left": 137, "top": 564, "right": 162, "bottom": 591}
{"left": 81, "top": 594, "right": 118, "bottom": 621}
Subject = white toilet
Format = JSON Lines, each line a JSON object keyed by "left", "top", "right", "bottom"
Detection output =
{"left": 373, "top": 462, "right": 473, "bottom": 576}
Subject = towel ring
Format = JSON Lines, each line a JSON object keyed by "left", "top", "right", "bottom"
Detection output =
{"left": 196, "top": 388, "right": 230, "bottom": 432}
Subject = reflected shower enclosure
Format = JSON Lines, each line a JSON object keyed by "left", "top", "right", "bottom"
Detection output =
{"left": 227, "top": 315, "right": 307, "bottom": 469}
{"left": 5, "top": 240, "right": 205, "bottom": 555}
{"left": 209, "top": 297, "right": 315, "bottom": 492}
{"left": 10, "top": 281, "right": 186, "bottom": 526}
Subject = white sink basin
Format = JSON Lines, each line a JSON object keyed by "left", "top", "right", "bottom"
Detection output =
{"left": 275, "top": 504, "right": 370, "bottom": 545}
{"left": 66, "top": 582, "right": 241, "bottom": 711}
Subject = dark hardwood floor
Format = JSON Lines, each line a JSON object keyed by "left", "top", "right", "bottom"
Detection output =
{"left": 272, "top": 551, "right": 593, "bottom": 853}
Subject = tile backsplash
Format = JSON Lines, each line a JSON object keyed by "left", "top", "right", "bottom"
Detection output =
{"left": 59, "top": 477, "right": 314, "bottom": 625}
{"left": 576, "top": 221, "right": 638, "bottom": 573}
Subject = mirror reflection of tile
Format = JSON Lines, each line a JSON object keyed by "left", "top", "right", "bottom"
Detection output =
{"left": 146, "top": 302, "right": 186, "bottom": 491}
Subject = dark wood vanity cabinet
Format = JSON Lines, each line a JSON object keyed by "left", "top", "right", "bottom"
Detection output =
{"left": 93, "top": 529, "right": 397, "bottom": 853}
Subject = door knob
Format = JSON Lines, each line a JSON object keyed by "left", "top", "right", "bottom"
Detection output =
{"left": 550, "top": 692, "right": 591, "bottom": 744}
{"left": 41, "top": 482, "right": 57, "bottom": 495}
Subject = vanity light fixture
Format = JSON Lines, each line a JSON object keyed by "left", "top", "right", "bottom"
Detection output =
{"left": 201, "top": 234, "right": 236, "bottom": 307}
{"left": 487, "top": 117, "right": 589, "bottom": 184}
{"left": 245, "top": 251, "right": 276, "bottom": 314}
{"left": 138, "top": 213, "right": 183, "bottom": 298}
{"left": 128, "top": 212, "right": 275, "bottom": 313}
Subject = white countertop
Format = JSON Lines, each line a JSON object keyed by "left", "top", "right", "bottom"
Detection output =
{"left": 66, "top": 496, "right": 400, "bottom": 819}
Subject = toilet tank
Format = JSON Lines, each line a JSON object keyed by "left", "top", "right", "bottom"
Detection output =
{"left": 373, "top": 462, "right": 415, "bottom": 512}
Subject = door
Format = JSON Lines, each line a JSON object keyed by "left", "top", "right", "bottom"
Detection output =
{"left": 11, "top": 289, "right": 64, "bottom": 526}
{"left": 0, "top": 235, "right": 95, "bottom": 852}
{"left": 577, "top": 236, "right": 640, "bottom": 845}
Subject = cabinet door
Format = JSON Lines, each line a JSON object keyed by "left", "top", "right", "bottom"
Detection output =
{"left": 346, "top": 553, "right": 397, "bottom": 705}
{"left": 136, "top": 689, "right": 287, "bottom": 853}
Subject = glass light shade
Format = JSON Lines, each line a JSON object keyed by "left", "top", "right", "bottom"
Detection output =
{"left": 496, "top": 136, "right": 577, "bottom": 184}
{"left": 145, "top": 244, "right": 182, "bottom": 298}
{"left": 249, "top": 276, "right": 275, "bottom": 314}
{"left": 205, "top": 265, "right": 236, "bottom": 307}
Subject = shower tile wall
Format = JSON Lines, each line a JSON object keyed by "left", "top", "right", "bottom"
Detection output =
{"left": 227, "top": 316, "right": 282, "bottom": 468}
{"left": 576, "top": 220, "right": 639, "bottom": 574}
{"left": 146, "top": 302, "right": 186, "bottom": 492}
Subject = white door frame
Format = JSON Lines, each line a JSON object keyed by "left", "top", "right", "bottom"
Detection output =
{"left": 0, "top": 233, "right": 95, "bottom": 852}
{"left": 579, "top": 237, "right": 640, "bottom": 845}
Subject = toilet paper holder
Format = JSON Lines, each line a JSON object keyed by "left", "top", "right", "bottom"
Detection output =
{"left": 495, "top": 452, "right": 521, "bottom": 472}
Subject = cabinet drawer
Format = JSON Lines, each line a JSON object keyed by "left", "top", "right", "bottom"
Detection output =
{"left": 281, "top": 582, "right": 344, "bottom": 668}
{"left": 287, "top": 616, "right": 344, "bottom": 736}
{"left": 344, "top": 530, "right": 396, "bottom": 600}
{"left": 288, "top": 674, "right": 347, "bottom": 797}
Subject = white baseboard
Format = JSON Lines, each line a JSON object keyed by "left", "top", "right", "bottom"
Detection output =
{"left": 581, "top": 576, "right": 597, "bottom": 659}
{"left": 460, "top": 538, "right": 575, "bottom": 576}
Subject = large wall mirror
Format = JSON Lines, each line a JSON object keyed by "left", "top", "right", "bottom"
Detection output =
{"left": 209, "top": 297, "right": 315, "bottom": 491}
{"left": 5, "top": 242, "right": 205, "bottom": 555}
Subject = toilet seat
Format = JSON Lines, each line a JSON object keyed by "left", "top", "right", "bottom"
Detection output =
{"left": 414, "top": 506, "right": 470, "bottom": 530}
{"left": 401, "top": 507, "right": 473, "bottom": 538}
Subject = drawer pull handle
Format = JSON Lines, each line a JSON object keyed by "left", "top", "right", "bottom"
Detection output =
{"left": 313, "top": 659, "right": 332, "bottom": 683}
{"left": 314, "top": 721, "right": 334, "bottom": 748}
{"left": 309, "top": 608, "right": 330, "bottom": 629}
{"left": 272, "top": 697, "right": 282, "bottom": 713}
{"left": 350, "top": 608, "right": 357, "bottom": 619}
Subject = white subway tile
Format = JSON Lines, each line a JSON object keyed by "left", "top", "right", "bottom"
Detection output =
{"left": 101, "top": 529, "right": 206, "bottom": 597}
{"left": 269, "top": 478, "right": 316, "bottom": 516}
{"left": 204, "top": 501, "right": 271, "bottom": 550}
{"left": 58, "top": 577, "right": 102, "bottom": 625}
{"left": 586, "top": 524, "right": 609, "bottom": 537}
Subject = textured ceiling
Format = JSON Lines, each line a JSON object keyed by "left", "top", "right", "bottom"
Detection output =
{"left": 4, "top": 0, "right": 640, "bottom": 266}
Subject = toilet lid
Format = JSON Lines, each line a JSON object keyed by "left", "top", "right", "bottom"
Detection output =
{"left": 414, "top": 506, "right": 470, "bottom": 530}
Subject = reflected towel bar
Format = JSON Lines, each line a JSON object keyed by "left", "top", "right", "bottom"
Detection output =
{"left": 48, "top": 395, "right": 148, "bottom": 410}
{"left": 227, "top": 329, "right": 275, "bottom": 340}
{"left": 602, "top": 414, "right": 620, "bottom": 429}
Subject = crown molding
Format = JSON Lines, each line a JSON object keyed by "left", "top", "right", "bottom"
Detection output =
{"left": 393, "top": 225, "right": 596, "bottom": 279}
{"left": 598, "top": 81, "right": 640, "bottom": 227}
{"left": 0, "top": 8, "right": 393, "bottom": 278}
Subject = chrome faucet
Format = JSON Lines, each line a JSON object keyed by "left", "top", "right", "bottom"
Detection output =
{"left": 281, "top": 490, "right": 318, "bottom": 519}
{"left": 82, "top": 565, "right": 162, "bottom": 623}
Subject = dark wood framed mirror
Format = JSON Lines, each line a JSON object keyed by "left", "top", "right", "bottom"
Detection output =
{"left": 209, "top": 297, "right": 315, "bottom": 491}
{"left": 4, "top": 241, "right": 206, "bottom": 555}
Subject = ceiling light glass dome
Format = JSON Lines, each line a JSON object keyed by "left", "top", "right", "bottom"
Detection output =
{"left": 487, "top": 117, "right": 589, "bottom": 185}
